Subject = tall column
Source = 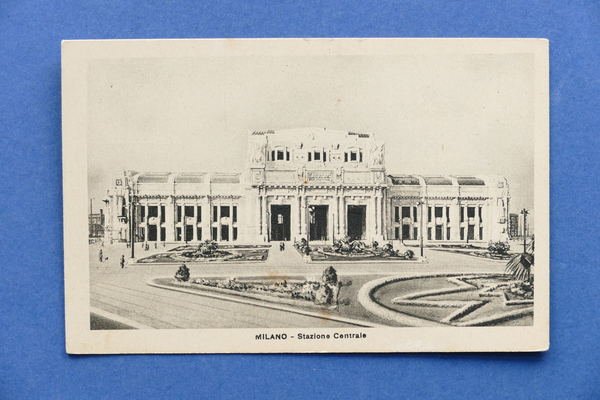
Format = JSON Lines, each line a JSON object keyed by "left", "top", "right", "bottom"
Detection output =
{"left": 299, "top": 195, "right": 305, "bottom": 237}
{"left": 193, "top": 202, "right": 198, "bottom": 241}
{"left": 256, "top": 192, "right": 262, "bottom": 237}
{"left": 143, "top": 203, "right": 149, "bottom": 243}
{"left": 339, "top": 194, "right": 345, "bottom": 237}
{"left": 216, "top": 200, "right": 222, "bottom": 242}
{"left": 261, "top": 194, "right": 268, "bottom": 241}
{"left": 202, "top": 197, "right": 211, "bottom": 241}
{"left": 157, "top": 202, "right": 162, "bottom": 242}
{"left": 165, "top": 197, "right": 175, "bottom": 242}
{"left": 228, "top": 204, "right": 233, "bottom": 242}
{"left": 441, "top": 204, "right": 447, "bottom": 240}
{"left": 450, "top": 200, "right": 460, "bottom": 242}
{"left": 292, "top": 194, "right": 300, "bottom": 240}
{"left": 181, "top": 202, "right": 186, "bottom": 242}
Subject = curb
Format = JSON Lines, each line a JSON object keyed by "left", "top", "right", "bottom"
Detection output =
{"left": 147, "top": 279, "right": 385, "bottom": 328}
{"left": 90, "top": 306, "right": 153, "bottom": 330}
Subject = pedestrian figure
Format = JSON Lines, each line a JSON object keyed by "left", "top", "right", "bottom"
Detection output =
{"left": 280, "top": 241, "right": 285, "bottom": 251}
{"left": 120, "top": 254, "right": 125, "bottom": 269}
{"left": 154, "top": 242, "right": 157, "bottom": 249}
{"left": 98, "top": 249, "right": 103, "bottom": 263}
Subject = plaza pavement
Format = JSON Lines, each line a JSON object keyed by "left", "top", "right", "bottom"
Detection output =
{"left": 89, "top": 241, "right": 506, "bottom": 329}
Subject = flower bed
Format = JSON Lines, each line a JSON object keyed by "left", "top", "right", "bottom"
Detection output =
{"left": 293, "top": 237, "right": 416, "bottom": 262}
{"left": 137, "top": 241, "right": 268, "bottom": 263}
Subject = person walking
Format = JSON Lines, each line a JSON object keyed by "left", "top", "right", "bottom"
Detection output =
{"left": 99, "top": 248, "right": 103, "bottom": 263}
{"left": 120, "top": 254, "right": 125, "bottom": 269}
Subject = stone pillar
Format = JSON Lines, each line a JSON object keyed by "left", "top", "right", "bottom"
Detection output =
{"left": 144, "top": 203, "right": 149, "bottom": 243}
{"left": 202, "top": 197, "right": 211, "bottom": 241}
{"left": 299, "top": 195, "right": 305, "bottom": 237}
{"left": 216, "top": 200, "right": 222, "bottom": 242}
{"left": 340, "top": 194, "right": 345, "bottom": 237}
{"left": 157, "top": 202, "right": 162, "bottom": 242}
{"left": 450, "top": 200, "right": 460, "bottom": 242}
{"left": 181, "top": 202, "right": 186, "bottom": 242}
{"left": 193, "top": 202, "right": 198, "bottom": 241}
{"left": 441, "top": 204, "right": 447, "bottom": 240}
{"left": 165, "top": 197, "right": 175, "bottom": 242}
{"left": 228, "top": 204, "right": 233, "bottom": 242}
{"left": 261, "top": 194, "right": 268, "bottom": 241}
{"left": 256, "top": 193, "right": 262, "bottom": 237}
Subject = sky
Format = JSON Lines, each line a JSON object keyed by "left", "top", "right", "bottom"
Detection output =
{"left": 87, "top": 51, "right": 535, "bottom": 218}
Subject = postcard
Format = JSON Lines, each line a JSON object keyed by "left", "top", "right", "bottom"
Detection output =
{"left": 62, "top": 38, "right": 549, "bottom": 353}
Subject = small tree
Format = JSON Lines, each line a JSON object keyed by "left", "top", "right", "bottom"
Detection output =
{"left": 175, "top": 263, "right": 190, "bottom": 282}
{"left": 488, "top": 240, "right": 510, "bottom": 256}
{"left": 322, "top": 266, "right": 338, "bottom": 286}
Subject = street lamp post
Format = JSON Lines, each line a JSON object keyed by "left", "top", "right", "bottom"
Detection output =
{"left": 417, "top": 200, "right": 424, "bottom": 258}
{"left": 128, "top": 189, "right": 136, "bottom": 259}
{"left": 521, "top": 208, "right": 529, "bottom": 254}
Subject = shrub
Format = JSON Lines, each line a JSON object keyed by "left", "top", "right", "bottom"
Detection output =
{"left": 488, "top": 241, "right": 510, "bottom": 255}
{"left": 403, "top": 249, "right": 415, "bottom": 259}
{"left": 322, "top": 266, "right": 338, "bottom": 286}
{"left": 175, "top": 263, "right": 190, "bottom": 282}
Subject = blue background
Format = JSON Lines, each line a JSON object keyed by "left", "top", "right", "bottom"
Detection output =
{"left": 1, "top": 1, "right": 598, "bottom": 399}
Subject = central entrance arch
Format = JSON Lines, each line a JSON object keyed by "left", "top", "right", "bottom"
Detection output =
{"left": 347, "top": 205, "right": 366, "bottom": 240}
{"left": 270, "top": 205, "right": 291, "bottom": 241}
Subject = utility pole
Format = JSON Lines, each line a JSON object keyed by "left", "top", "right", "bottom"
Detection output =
{"left": 129, "top": 188, "right": 135, "bottom": 259}
{"left": 521, "top": 208, "right": 529, "bottom": 254}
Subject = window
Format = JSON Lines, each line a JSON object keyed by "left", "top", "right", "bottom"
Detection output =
{"left": 394, "top": 207, "right": 400, "bottom": 223}
{"left": 428, "top": 207, "right": 432, "bottom": 222}
{"left": 220, "top": 206, "right": 230, "bottom": 218}
{"left": 479, "top": 227, "right": 483, "bottom": 240}
{"left": 413, "top": 206, "right": 418, "bottom": 222}
{"left": 308, "top": 152, "right": 312, "bottom": 161}
{"left": 460, "top": 207, "right": 465, "bottom": 222}
{"left": 196, "top": 206, "right": 201, "bottom": 222}
{"left": 460, "top": 227, "right": 465, "bottom": 240}
{"left": 435, "top": 225, "right": 443, "bottom": 240}
{"left": 185, "top": 206, "right": 194, "bottom": 219}
{"left": 177, "top": 206, "right": 182, "bottom": 222}
{"left": 160, "top": 206, "right": 165, "bottom": 223}
{"left": 446, "top": 206, "right": 450, "bottom": 223}
{"left": 394, "top": 227, "right": 400, "bottom": 240}
{"left": 233, "top": 206, "right": 237, "bottom": 223}
{"left": 344, "top": 153, "right": 348, "bottom": 162}
{"left": 350, "top": 151, "right": 357, "bottom": 161}
{"left": 479, "top": 206, "right": 483, "bottom": 222}
{"left": 212, "top": 206, "right": 218, "bottom": 222}
{"left": 435, "top": 207, "right": 443, "bottom": 218}
{"left": 233, "top": 227, "right": 238, "bottom": 241}
{"left": 276, "top": 150, "right": 284, "bottom": 160}
{"left": 446, "top": 227, "right": 451, "bottom": 240}
{"left": 323, "top": 151, "right": 327, "bottom": 162}
{"left": 359, "top": 152, "right": 363, "bottom": 162}
{"left": 211, "top": 227, "right": 217, "bottom": 241}
{"left": 141, "top": 207, "right": 146, "bottom": 221}
{"left": 427, "top": 227, "right": 432, "bottom": 240}
{"left": 271, "top": 150, "right": 275, "bottom": 161}
{"left": 286, "top": 150, "right": 290, "bottom": 161}
{"left": 402, "top": 206, "right": 411, "bottom": 219}
{"left": 467, "top": 207, "right": 475, "bottom": 218}
{"left": 176, "top": 227, "right": 182, "bottom": 241}
{"left": 468, "top": 225, "right": 475, "bottom": 240}
{"left": 314, "top": 151, "right": 321, "bottom": 161}
{"left": 413, "top": 227, "right": 418, "bottom": 239}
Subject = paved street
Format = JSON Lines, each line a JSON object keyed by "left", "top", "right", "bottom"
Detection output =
{"left": 89, "top": 241, "right": 506, "bottom": 329}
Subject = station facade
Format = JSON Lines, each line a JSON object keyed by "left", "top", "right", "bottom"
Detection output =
{"left": 103, "top": 127, "right": 510, "bottom": 245}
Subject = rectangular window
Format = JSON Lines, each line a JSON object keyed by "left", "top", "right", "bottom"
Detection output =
{"left": 435, "top": 207, "right": 443, "bottom": 218}
{"left": 211, "top": 227, "right": 217, "bottom": 241}
{"left": 160, "top": 206, "right": 165, "bottom": 223}
{"left": 350, "top": 151, "right": 357, "bottom": 161}
{"left": 212, "top": 206, "right": 218, "bottom": 222}
{"left": 196, "top": 227, "right": 202, "bottom": 240}
{"left": 276, "top": 150, "right": 284, "bottom": 160}
{"left": 271, "top": 150, "right": 275, "bottom": 161}
{"left": 323, "top": 151, "right": 327, "bottom": 162}
{"left": 308, "top": 152, "right": 312, "bottom": 162}
{"left": 402, "top": 206, "right": 411, "bottom": 219}
{"left": 446, "top": 227, "right": 451, "bottom": 240}
{"left": 176, "top": 227, "right": 182, "bottom": 241}
{"left": 233, "top": 206, "right": 237, "bottom": 223}
{"left": 446, "top": 206, "right": 450, "bottom": 223}
{"left": 460, "top": 227, "right": 465, "bottom": 240}
{"left": 141, "top": 207, "right": 146, "bottom": 221}
{"left": 467, "top": 225, "right": 475, "bottom": 240}
{"left": 394, "top": 227, "right": 400, "bottom": 240}
{"left": 402, "top": 225, "right": 410, "bottom": 240}
{"left": 160, "top": 227, "right": 166, "bottom": 241}
{"left": 221, "top": 225, "right": 229, "bottom": 241}
{"left": 359, "top": 152, "right": 363, "bottom": 162}
{"left": 428, "top": 207, "right": 432, "bottom": 222}
{"left": 467, "top": 207, "right": 475, "bottom": 218}
{"left": 435, "top": 225, "right": 443, "bottom": 240}
{"left": 413, "top": 227, "right": 418, "bottom": 240}
{"left": 413, "top": 206, "right": 418, "bottom": 222}
{"left": 233, "top": 227, "right": 238, "bottom": 241}
{"left": 394, "top": 206, "right": 400, "bottom": 223}
{"left": 196, "top": 206, "right": 201, "bottom": 222}
{"left": 479, "top": 206, "right": 483, "bottom": 222}
{"left": 177, "top": 206, "right": 182, "bottom": 222}
{"left": 185, "top": 206, "right": 194, "bottom": 219}
{"left": 314, "top": 151, "right": 321, "bottom": 161}
{"left": 460, "top": 207, "right": 464, "bottom": 222}
{"left": 286, "top": 150, "right": 290, "bottom": 161}
{"left": 479, "top": 227, "right": 483, "bottom": 240}
{"left": 220, "top": 206, "right": 230, "bottom": 218}
{"left": 148, "top": 206, "right": 158, "bottom": 218}
{"left": 344, "top": 153, "right": 348, "bottom": 162}
{"left": 427, "top": 227, "right": 432, "bottom": 241}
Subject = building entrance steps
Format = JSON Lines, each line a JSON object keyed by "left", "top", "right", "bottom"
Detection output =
{"left": 266, "top": 242, "right": 305, "bottom": 267}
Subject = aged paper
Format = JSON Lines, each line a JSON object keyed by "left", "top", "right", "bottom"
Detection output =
{"left": 62, "top": 38, "right": 549, "bottom": 353}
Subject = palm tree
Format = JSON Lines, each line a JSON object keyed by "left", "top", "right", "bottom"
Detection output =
{"left": 505, "top": 236, "right": 534, "bottom": 282}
